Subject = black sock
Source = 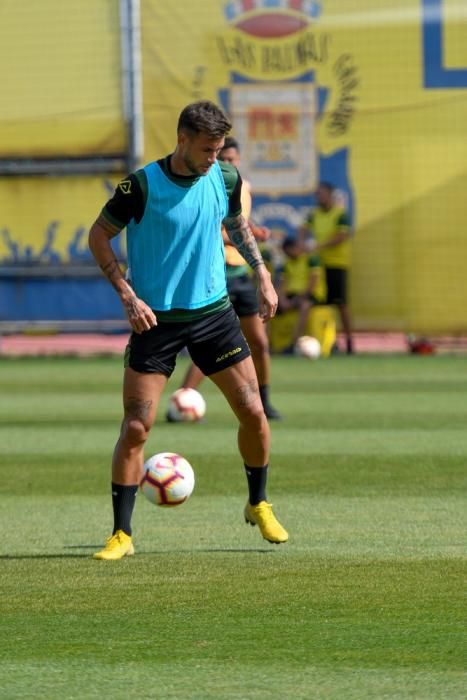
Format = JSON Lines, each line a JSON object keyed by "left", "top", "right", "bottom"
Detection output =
{"left": 244, "top": 464, "right": 268, "bottom": 505}
{"left": 111, "top": 483, "right": 138, "bottom": 536}
{"left": 259, "top": 385, "right": 270, "bottom": 408}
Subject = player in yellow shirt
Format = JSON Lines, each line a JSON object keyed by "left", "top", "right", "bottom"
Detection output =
{"left": 302, "top": 182, "right": 354, "bottom": 354}
{"left": 276, "top": 237, "right": 322, "bottom": 352}
{"left": 169, "top": 137, "right": 282, "bottom": 419}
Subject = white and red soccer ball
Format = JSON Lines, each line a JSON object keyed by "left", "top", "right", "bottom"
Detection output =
{"left": 140, "top": 452, "right": 195, "bottom": 507}
{"left": 295, "top": 335, "right": 321, "bottom": 359}
{"left": 166, "top": 388, "right": 206, "bottom": 422}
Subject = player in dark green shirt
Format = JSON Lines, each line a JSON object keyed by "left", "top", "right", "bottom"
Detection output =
{"left": 101, "top": 156, "right": 242, "bottom": 322}
{"left": 89, "top": 101, "right": 288, "bottom": 560}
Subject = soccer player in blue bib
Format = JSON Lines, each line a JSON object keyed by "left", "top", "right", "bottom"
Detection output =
{"left": 89, "top": 101, "right": 288, "bottom": 559}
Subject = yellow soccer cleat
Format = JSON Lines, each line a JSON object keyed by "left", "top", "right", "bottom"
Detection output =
{"left": 244, "top": 501, "right": 289, "bottom": 544}
{"left": 93, "top": 530, "right": 135, "bottom": 560}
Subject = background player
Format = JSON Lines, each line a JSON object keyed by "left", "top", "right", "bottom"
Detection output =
{"left": 170, "top": 136, "right": 282, "bottom": 421}
{"left": 301, "top": 182, "right": 354, "bottom": 354}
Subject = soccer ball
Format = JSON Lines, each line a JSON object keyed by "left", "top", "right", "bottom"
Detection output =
{"left": 140, "top": 452, "right": 195, "bottom": 506}
{"left": 166, "top": 388, "right": 206, "bottom": 422}
{"left": 295, "top": 335, "right": 321, "bottom": 359}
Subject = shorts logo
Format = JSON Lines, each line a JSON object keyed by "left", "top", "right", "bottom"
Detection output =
{"left": 118, "top": 180, "right": 132, "bottom": 194}
{"left": 216, "top": 346, "right": 242, "bottom": 362}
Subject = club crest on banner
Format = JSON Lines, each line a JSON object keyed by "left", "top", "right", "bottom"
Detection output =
{"left": 229, "top": 76, "right": 317, "bottom": 195}
{"left": 217, "top": 0, "right": 355, "bottom": 239}
{"left": 224, "top": 0, "right": 322, "bottom": 38}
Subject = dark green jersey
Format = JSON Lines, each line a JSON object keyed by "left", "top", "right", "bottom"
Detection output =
{"left": 100, "top": 156, "right": 242, "bottom": 321}
{"left": 102, "top": 156, "right": 242, "bottom": 230}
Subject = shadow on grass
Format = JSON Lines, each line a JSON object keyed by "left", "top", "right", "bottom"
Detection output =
{"left": 0, "top": 553, "right": 90, "bottom": 559}
{"left": 63, "top": 545, "right": 276, "bottom": 554}
{"left": 0, "top": 547, "right": 276, "bottom": 559}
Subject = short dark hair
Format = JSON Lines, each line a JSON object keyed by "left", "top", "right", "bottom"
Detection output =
{"left": 220, "top": 136, "right": 240, "bottom": 152}
{"left": 282, "top": 236, "right": 297, "bottom": 252}
{"left": 318, "top": 181, "right": 334, "bottom": 193}
{"left": 177, "top": 101, "right": 232, "bottom": 138}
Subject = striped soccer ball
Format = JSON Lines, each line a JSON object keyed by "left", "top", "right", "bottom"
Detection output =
{"left": 140, "top": 452, "right": 195, "bottom": 507}
{"left": 166, "top": 388, "right": 206, "bottom": 422}
{"left": 295, "top": 335, "right": 321, "bottom": 359}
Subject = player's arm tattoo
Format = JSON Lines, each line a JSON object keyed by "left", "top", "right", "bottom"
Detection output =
{"left": 223, "top": 214, "right": 264, "bottom": 270}
{"left": 122, "top": 293, "right": 140, "bottom": 318}
{"left": 96, "top": 213, "right": 120, "bottom": 236}
{"left": 92, "top": 215, "right": 130, "bottom": 294}
{"left": 236, "top": 380, "right": 259, "bottom": 407}
{"left": 100, "top": 258, "right": 123, "bottom": 290}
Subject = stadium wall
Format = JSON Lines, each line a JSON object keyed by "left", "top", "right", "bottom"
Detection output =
{"left": 0, "top": 0, "right": 466, "bottom": 334}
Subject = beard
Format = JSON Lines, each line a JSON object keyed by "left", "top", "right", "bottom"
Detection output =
{"left": 183, "top": 153, "right": 209, "bottom": 176}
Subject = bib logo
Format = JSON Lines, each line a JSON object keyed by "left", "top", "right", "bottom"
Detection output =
{"left": 217, "top": 0, "right": 356, "bottom": 239}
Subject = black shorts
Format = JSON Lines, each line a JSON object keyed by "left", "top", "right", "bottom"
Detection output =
{"left": 125, "top": 305, "right": 251, "bottom": 377}
{"left": 227, "top": 273, "right": 259, "bottom": 318}
{"left": 276, "top": 292, "right": 317, "bottom": 315}
{"left": 325, "top": 268, "right": 348, "bottom": 305}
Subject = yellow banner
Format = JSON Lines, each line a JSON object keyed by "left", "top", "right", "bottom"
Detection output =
{"left": 0, "top": 176, "right": 124, "bottom": 264}
{"left": 0, "top": 0, "right": 125, "bottom": 157}
{"left": 1, "top": 0, "right": 467, "bottom": 333}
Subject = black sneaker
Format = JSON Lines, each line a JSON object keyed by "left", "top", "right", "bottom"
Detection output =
{"left": 282, "top": 344, "right": 295, "bottom": 356}
{"left": 263, "top": 404, "right": 283, "bottom": 421}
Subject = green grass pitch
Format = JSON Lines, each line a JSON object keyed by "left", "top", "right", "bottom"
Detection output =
{"left": 0, "top": 354, "right": 466, "bottom": 699}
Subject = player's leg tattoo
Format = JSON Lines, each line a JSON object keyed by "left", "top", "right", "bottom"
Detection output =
{"left": 236, "top": 380, "right": 259, "bottom": 407}
{"left": 124, "top": 397, "right": 153, "bottom": 423}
